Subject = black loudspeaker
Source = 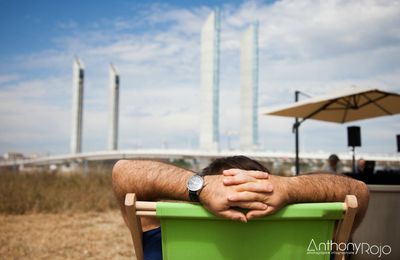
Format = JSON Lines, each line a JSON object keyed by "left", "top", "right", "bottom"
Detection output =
{"left": 397, "top": 135, "right": 400, "bottom": 152}
{"left": 348, "top": 126, "right": 361, "bottom": 147}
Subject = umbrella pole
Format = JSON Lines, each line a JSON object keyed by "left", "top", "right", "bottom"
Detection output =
{"left": 293, "top": 90, "right": 311, "bottom": 175}
{"left": 295, "top": 120, "right": 300, "bottom": 175}
{"left": 295, "top": 91, "right": 300, "bottom": 176}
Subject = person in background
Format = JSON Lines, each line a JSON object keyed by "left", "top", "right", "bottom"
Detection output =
{"left": 323, "top": 154, "right": 342, "bottom": 174}
{"left": 356, "top": 158, "right": 366, "bottom": 174}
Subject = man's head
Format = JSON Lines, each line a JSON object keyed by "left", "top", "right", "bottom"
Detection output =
{"left": 357, "top": 159, "right": 366, "bottom": 172}
{"left": 328, "top": 154, "right": 340, "bottom": 171}
{"left": 201, "top": 156, "right": 268, "bottom": 176}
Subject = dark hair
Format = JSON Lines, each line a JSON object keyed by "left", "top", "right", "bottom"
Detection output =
{"left": 200, "top": 156, "right": 269, "bottom": 176}
{"left": 328, "top": 154, "right": 340, "bottom": 162}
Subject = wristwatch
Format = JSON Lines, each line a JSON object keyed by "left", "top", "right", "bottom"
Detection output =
{"left": 187, "top": 174, "right": 205, "bottom": 202}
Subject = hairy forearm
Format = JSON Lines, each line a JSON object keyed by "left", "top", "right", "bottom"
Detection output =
{"left": 287, "top": 173, "right": 369, "bottom": 228}
{"left": 112, "top": 159, "right": 192, "bottom": 202}
{"left": 112, "top": 160, "right": 264, "bottom": 222}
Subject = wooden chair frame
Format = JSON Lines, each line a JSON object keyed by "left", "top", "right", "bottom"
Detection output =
{"left": 124, "top": 194, "right": 357, "bottom": 260}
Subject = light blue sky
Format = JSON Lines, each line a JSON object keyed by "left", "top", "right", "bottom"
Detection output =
{"left": 0, "top": 0, "right": 399, "bottom": 156}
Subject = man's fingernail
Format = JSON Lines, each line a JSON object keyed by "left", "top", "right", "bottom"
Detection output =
{"left": 262, "top": 204, "right": 268, "bottom": 209}
{"left": 266, "top": 184, "right": 273, "bottom": 191}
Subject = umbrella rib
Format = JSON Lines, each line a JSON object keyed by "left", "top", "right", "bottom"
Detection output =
{"left": 338, "top": 95, "right": 356, "bottom": 123}
{"left": 352, "top": 95, "right": 359, "bottom": 108}
{"left": 355, "top": 94, "right": 361, "bottom": 107}
{"left": 298, "top": 98, "right": 339, "bottom": 124}
{"left": 324, "top": 98, "right": 351, "bottom": 110}
{"left": 334, "top": 99, "right": 350, "bottom": 107}
{"left": 359, "top": 93, "right": 392, "bottom": 115}
{"left": 325, "top": 107, "right": 350, "bottom": 110}
{"left": 325, "top": 97, "right": 357, "bottom": 110}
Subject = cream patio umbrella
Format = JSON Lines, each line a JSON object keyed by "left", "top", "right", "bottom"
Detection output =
{"left": 263, "top": 87, "right": 400, "bottom": 174}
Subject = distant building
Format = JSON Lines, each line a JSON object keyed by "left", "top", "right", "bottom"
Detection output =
{"left": 108, "top": 64, "right": 119, "bottom": 151}
{"left": 200, "top": 11, "right": 221, "bottom": 151}
{"left": 70, "top": 57, "right": 84, "bottom": 154}
{"left": 2, "top": 152, "right": 25, "bottom": 160}
{"left": 240, "top": 22, "right": 259, "bottom": 151}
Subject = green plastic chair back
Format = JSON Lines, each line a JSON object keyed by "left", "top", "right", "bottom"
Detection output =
{"left": 156, "top": 202, "right": 344, "bottom": 260}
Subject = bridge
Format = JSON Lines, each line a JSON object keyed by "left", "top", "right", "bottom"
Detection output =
{"left": 1, "top": 149, "right": 399, "bottom": 171}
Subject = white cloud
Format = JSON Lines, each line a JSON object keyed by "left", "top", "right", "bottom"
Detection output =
{"left": 0, "top": 77, "right": 71, "bottom": 153}
{"left": 0, "top": 0, "right": 399, "bottom": 155}
{"left": 0, "top": 74, "right": 20, "bottom": 85}
{"left": 57, "top": 20, "right": 78, "bottom": 30}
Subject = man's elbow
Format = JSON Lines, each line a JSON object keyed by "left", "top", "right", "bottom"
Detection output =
{"left": 356, "top": 180, "right": 370, "bottom": 207}
{"left": 353, "top": 180, "right": 370, "bottom": 229}
{"left": 112, "top": 160, "right": 125, "bottom": 184}
{"left": 112, "top": 160, "right": 146, "bottom": 197}
{"left": 112, "top": 160, "right": 127, "bottom": 180}
{"left": 112, "top": 160, "right": 130, "bottom": 198}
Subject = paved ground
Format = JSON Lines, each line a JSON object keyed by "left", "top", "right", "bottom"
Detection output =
{"left": 0, "top": 210, "right": 135, "bottom": 259}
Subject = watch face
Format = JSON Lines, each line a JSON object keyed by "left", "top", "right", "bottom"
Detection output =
{"left": 188, "top": 175, "right": 204, "bottom": 191}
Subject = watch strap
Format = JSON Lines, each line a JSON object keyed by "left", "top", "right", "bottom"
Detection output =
{"left": 187, "top": 174, "right": 204, "bottom": 202}
{"left": 189, "top": 190, "right": 200, "bottom": 202}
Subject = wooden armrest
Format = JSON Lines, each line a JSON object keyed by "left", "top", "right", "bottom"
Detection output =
{"left": 136, "top": 201, "right": 157, "bottom": 216}
{"left": 334, "top": 195, "right": 358, "bottom": 260}
{"left": 124, "top": 194, "right": 158, "bottom": 260}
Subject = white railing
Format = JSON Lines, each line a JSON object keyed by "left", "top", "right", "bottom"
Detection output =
{"left": 1, "top": 149, "right": 399, "bottom": 167}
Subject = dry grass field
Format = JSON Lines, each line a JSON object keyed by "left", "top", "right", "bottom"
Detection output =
{"left": 0, "top": 210, "right": 135, "bottom": 259}
{"left": 0, "top": 170, "right": 137, "bottom": 259}
{"left": 0, "top": 170, "right": 118, "bottom": 214}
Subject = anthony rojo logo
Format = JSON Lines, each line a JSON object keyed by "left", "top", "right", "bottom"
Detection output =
{"left": 307, "top": 239, "right": 391, "bottom": 258}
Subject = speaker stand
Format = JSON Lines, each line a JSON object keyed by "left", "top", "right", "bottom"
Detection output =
{"left": 351, "top": 146, "right": 356, "bottom": 174}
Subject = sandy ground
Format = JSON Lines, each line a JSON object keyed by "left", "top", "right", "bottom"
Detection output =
{"left": 0, "top": 210, "right": 135, "bottom": 259}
